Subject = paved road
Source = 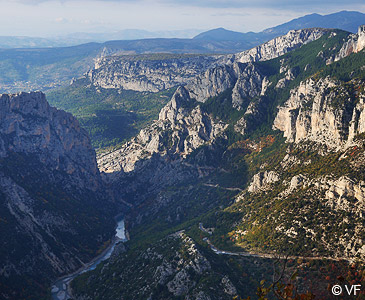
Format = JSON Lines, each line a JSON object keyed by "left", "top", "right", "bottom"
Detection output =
{"left": 202, "top": 183, "right": 243, "bottom": 192}
{"left": 199, "top": 222, "right": 213, "bottom": 235}
{"left": 199, "top": 223, "right": 350, "bottom": 262}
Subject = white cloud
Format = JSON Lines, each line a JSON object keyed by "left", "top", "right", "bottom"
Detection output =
{"left": 54, "top": 17, "right": 68, "bottom": 23}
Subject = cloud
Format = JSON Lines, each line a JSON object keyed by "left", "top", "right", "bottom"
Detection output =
{"left": 210, "top": 12, "right": 251, "bottom": 17}
{"left": 156, "top": 0, "right": 365, "bottom": 12}
{"left": 4, "top": 0, "right": 365, "bottom": 8}
{"left": 54, "top": 17, "right": 68, "bottom": 23}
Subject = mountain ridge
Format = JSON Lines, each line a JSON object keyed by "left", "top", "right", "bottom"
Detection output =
{"left": 1, "top": 10, "right": 364, "bottom": 95}
{"left": 194, "top": 11, "right": 365, "bottom": 43}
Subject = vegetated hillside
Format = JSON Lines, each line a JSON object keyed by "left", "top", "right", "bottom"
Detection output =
{"left": 46, "top": 77, "right": 175, "bottom": 151}
{"left": 0, "top": 92, "right": 116, "bottom": 300}
{"left": 72, "top": 27, "right": 365, "bottom": 299}
{"left": 72, "top": 231, "right": 274, "bottom": 300}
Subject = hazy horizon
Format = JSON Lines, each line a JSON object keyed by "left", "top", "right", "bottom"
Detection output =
{"left": 0, "top": 0, "right": 364, "bottom": 38}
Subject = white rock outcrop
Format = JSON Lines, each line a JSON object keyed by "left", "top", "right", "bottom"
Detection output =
{"left": 186, "top": 63, "right": 265, "bottom": 109}
{"left": 98, "top": 86, "right": 228, "bottom": 173}
{"left": 315, "top": 176, "right": 365, "bottom": 215}
{"left": 273, "top": 77, "right": 365, "bottom": 150}
{"left": 248, "top": 170, "right": 280, "bottom": 193}
{"left": 335, "top": 25, "right": 365, "bottom": 61}
{"left": 88, "top": 55, "right": 221, "bottom": 92}
{"left": 234, "top": 28, "right": 326, "bottom": 63}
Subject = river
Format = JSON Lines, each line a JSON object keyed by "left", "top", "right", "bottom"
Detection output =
{"left": 51, "top": 219, "right": 127, "bottom": 300}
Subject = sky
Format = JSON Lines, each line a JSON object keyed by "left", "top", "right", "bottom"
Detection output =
{"left": 0, "top": 0, "right": 364, "bottom": 37}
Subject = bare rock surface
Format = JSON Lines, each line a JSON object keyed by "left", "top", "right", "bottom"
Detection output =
{"left": 0, "top": 92, "right": 114, "bottom": 298}
{"left": 273, "top": 77, "right": 365, "bottom": 150}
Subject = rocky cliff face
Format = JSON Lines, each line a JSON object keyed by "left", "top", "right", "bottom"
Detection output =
{"left": 98, "top": 86, "right": 227, "bottom": 174}
{"left": 177, "top": 28, "right": 329, "bottom": 121}
{"left": 186, "top": 62, "right": 266, "bottom": 110}
{"left": 0, "top": 92, "right": 114, "bottom": 299}
{"left": 87, "top": 54, "right": 221, "bottom": 92}
{"left": 335, "top": 25, "right": 365, "bottom": 61}
{"left": 96, "top": 85, "right": 228, "bottom": 220}
{"left": 0, "top": 92, "right": 100, "bottom": 189}
{"left": 97, "top": 27, "right": 361, "bottom": 215}
{"left": 247, "top": 170, "right": 280, "bottom": 193}
{"left": 273, "top": 77, "right": 365, "bottom": 150}
{"left": 236, "top": 74, "right": 365, "bottom": 260}
{"left": 233, "top": 28, "right": 327, "bottom": 64}
{"left": 86, "top": 28, "right": 328, "bottom": 97}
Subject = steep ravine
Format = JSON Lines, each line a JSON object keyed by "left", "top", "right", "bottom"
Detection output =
{"left": 0, "top": 92, "right": 116, "bottom": 299}
{"left": 68, "top": 26, "right": 365, "bottom": 300}
{"left": 51, "top": 219, "right": 128, "bottom": 300}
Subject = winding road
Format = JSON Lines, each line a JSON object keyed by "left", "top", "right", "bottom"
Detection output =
{"left": 199, "top": 223, "right": 351, "bottom": 262}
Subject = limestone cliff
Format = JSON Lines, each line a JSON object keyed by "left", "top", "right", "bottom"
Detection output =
{"left": 0, "top": 92, "right": 114, "bottom": 299}
{"left": 335, "top": 25, "right": 365, "bottom": 61}
{"left": 86, "top": 28, "right": 328, "bottom": 98}
{"left": 273, "top": 77, "right": 365, "bottom": 150}
{"left": 247, "top": 171, "right": 280, "bottom": 193}
{"left": 98, "top": 86, "right": 227, "bottom": 174}
{"left": 181, "top": 28, "right": 329, "bottom": 123}
{"left": 233, "top": 28, "right": 327, "bottom": 63}
{"left": 186, "top": 62, "right": 265, "bottom": 110}
{"left": 0, "top": 92, "right": 100, "bottom": 189}
{"left": 87, "top": 54, "right": 221, "bottom": 92}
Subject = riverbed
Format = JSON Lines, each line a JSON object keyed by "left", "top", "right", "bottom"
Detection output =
{"left": 51, "top": 219, "right": 127, "bottom": 300}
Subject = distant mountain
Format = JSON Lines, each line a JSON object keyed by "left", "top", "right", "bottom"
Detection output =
{"left": 0, "top": 29, "right": 202, "bottom": 49}
{"left": 194, "top": 27, "right": 248, "bottom": 41}
{"left": 62, "top": 29, "right": 202, "bottom": 42}
{"left": 1, "top": 10, "right": 364, "bottom": 94}
{"left": 193, "top": 10, "right": 365, "bottom": 43}
{"left": 262, "top": 11, "right": 365, "bottom": 36}
{"left": 1, "top": 11, "right": 363, "bottom": 49}
{"left": 0, "top": 36, "right": 59, "bottom": 48}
